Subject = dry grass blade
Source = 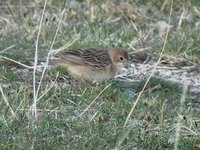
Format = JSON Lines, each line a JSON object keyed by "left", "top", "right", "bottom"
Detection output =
{"left": 0, "top": 55, "right": 34, "bottom": 69}
{"left": 123, "top": 0, "right": 174, "bottom": 127}
{"left": 29, "top": 3, "right": 67, "bottom": 118}
{"left": 79, "top": 83, "right": 112, "bottom": 116}
{"left": 51, "top": 36, "right": 80, "bottom": 55}
{"left": 31, "top": 0, "right": 48, "bottom": 119}
{"left": 0, "top": 85, "right": 17, "bottom": 119}
{"left": 36, "top": 72, "right": 59, "bottom": 103}
{"left": 0, "top": 45, "right": 15, "bottom": 54}
{"left": 35, "top": 7, "right": 66, "bottom": 102}
{"left": 174, "top": 81, "right": 188, "bottom": 150}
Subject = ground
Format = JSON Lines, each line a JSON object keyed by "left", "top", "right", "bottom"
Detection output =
{"left": 0, "top": 0, "right": 200, "bottom": 149}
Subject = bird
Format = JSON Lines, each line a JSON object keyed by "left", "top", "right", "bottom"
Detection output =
{"left": 50, "top": 48, "right": 129, "bottom": 81}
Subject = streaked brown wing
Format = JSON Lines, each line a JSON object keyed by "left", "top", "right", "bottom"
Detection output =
{"left": 54, "top": 49, "right": 85, "bottom": 65}
{"left": 82, "top": 48, "right": 112, "bottom": 69}
{"left": 53, "top": 48, "right": 112, "bottom": 69}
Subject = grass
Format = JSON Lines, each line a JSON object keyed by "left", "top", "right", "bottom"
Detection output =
{"left": 0, "top": 0, "right": 200, "bottom": 149}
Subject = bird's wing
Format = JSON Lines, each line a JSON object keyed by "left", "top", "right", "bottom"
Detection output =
{"left": 52, "top": 48, "right": 112, "bottom": 69}
{"left": 53, "top": 49, "right": 85, "bottom": 65}
{"left": 82, "top": 48, "right": 112, "bottom": 69}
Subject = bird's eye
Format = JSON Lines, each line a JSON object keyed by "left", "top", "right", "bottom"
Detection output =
{"left": 119, "top": 56, "right": 124, "bottom": 61}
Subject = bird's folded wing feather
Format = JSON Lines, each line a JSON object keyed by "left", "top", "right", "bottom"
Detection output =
{"left": 82, "top": 48, "right": 111, "bottom": 69}
{"left": 53, "top": 48, "right": 112, "bottom": 69}
{"left": 53, "top": 49, "right": 85, "bottom": 65}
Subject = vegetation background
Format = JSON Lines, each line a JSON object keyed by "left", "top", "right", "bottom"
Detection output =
{"left": 0, "top": 0, "right": 200, "bottom": 149}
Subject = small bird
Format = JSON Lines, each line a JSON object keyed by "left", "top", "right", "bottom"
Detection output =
{"left": 51, "top": 48, "right": 129, "bottom": 81}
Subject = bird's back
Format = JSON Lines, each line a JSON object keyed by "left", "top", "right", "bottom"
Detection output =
{"left": 53, "top": 48, "right": 112, "bottom": 69}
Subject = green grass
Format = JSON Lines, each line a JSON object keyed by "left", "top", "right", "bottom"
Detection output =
{"left": 0, "top": 0, "right": 200, "bottom": 149}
